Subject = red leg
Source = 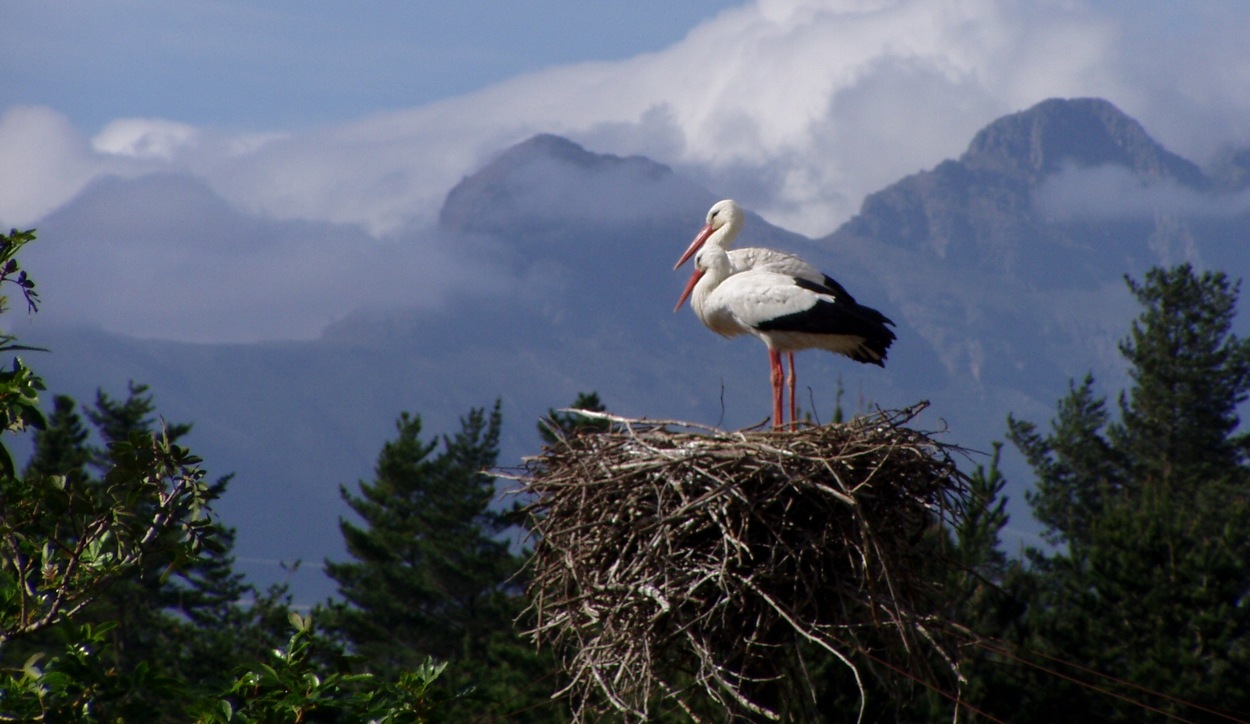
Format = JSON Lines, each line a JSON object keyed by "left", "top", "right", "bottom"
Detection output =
{"left": 768, "top": 349, "right": 783, "bottom": 430}
{"left": 787, "top": 351, "right": 797, "bottom": 430}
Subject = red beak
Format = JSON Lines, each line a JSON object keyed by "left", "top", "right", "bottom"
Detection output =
{"left": 673, "top": 223, "right": 715, "bottom": 270}
{"left": 674, "top": 267, "right": 706, "bottom": 312}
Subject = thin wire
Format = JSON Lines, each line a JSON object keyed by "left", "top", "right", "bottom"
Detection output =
{"left": 973, "top": 638, "right": 1248, "bottom": 724}
{"left": 828, "top": 635, "right": 1008, "bottom": 724}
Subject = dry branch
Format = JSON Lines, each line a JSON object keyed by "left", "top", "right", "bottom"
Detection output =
{"left": 508, "top": 403, "right": 974, "bottom": 721}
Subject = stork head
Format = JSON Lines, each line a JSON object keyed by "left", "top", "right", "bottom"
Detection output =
{"left": 673, "top": 199, "right": 742, "bottom": 270}
{"left": 674, "top": 245, "right": 730, "bottom": 312}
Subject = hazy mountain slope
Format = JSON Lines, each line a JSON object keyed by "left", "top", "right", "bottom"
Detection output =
{"left": 830, "top": 97, "right": 1250, "bottom": 393}
{"left": 22, "top": 135, "right": 885, "bottom": 602}
{"left": 18, "top": 99, "right": 1250, "bottom": 603}
{"left": 820, "top": 97, "right": 1250, "bottom": 541}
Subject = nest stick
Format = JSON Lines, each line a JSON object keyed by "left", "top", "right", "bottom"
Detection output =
{"left": 510, "top": 404, "right": 973, "bottom": 721}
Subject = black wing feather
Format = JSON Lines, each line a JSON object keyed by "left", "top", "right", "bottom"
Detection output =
{"left": 757, "top": 278, "right": 897, "bottom": 364}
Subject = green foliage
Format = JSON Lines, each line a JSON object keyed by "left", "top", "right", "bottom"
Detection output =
{"left": 998, "top": 263, "right": 1250, "bottom": 720}
{"left": 325, "top": 401, "right": 566, "bottom": 721}
{"left": 0, "top": 228, "right": 451, "bottom": 722}
{"left": 537, "top": 391, "right": 609, "bottom": 445}
{"left": 0, "top": 229, "right": 39, "bottom": 317}
{"left": 0, "top": 621, "right": 187, "bottom": 721}
{"left": 0, "top": 229, "right": 226, "bottom": 720}
{"left": 1113, "top": 265, "right": 1250, "bottom": 488}
{"left": 954, "top": 442, "right": 1010, "bottom": 580}
{"left": 200, "top": 612, "right": 463, "bottom": 723}
{"left": 326, "top": 403, "right": 512, "bottom": 671}
{"left": 926, "top": 442, "right": 1036, "bottom": 719}
{"left": 0, "top": 421, "right": 218, "bottom": 649}
{"left": 24, "top": 395, "right": 91, "bottom": 483}
{"left": 1010, "top": 374, "right": 1122, "bottom": 547}
{"left": 0, "top": 229, "right": 44, "bottom": 479}
{"left": 3, "top": 380, "right": 279, "bottom": 720}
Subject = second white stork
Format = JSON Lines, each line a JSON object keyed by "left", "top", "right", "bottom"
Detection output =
{"left": 675, "top": 199, "right": 850, "bottom": 423}
{"left": 675, "top": 243, "right": 896, "bottom": 429}
{"left": 674, "top": 199, "right": 831, "bottom": 283}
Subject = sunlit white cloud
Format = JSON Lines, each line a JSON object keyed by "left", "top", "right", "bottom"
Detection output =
{"left": 5, "top": 0, "right": 1250, "bottom": 343}
{"left": 92, "top": 118, "right": 200, "bottom": 160}
{"left": 138, "top": 0, "right": 1250, "bottom": 236}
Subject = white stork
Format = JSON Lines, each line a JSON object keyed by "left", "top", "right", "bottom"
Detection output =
{"left": 675, "top": 238, "right": 895, "bottom": 429}
{"left": 674, "top": 199, "right": 895, "bottom": 427}
{"left": 674, "top": 199, "right": 832, "bottom": 284}
{"left": 674, "top": 200, "right": 833, "bottom": 423}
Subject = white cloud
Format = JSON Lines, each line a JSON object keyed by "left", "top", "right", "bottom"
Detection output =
{"left": 187, "top": 0, "right": 1250, "bottom": 236}
{"left": 22, "top": 174, "right": 513, "bottom": 343}
{"left": 0, "top": 107, "right": 116, "bottom": 227}
{"left": 7, "top": 0, "right": 1250, "bottom": 342}
{"left": 14, "top": 0, "right": 1250, "bottom": 238}
{"left": 1036, "top": 163, "right": 1250, "bottom": 222}
{"left": 92, "top": 118, "right": 200, "bottom": 160}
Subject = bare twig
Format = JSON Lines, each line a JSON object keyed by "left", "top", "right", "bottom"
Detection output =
{"left": 511, "top": 404, "right": 973, "bottom": 721}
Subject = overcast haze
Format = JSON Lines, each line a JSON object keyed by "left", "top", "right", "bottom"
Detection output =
{"left": 5, "top": 0, "right": 1250, "bottom": 343}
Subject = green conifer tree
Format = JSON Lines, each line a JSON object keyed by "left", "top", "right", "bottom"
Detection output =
{"left": 1112, "top": 265, "right": 1250, "bottom": 491}
{"left": 325, "top": 401, "right": 566, "bottom": 721}
{"left": 1002, "top": 264, "right": 1250, "bottom": 721}
{"left": 1009, "top": 374, "right": 1123, "bottom": 547}
{"left": 538, "top": 391, "right": 609, "bottom": 445}
{"left": 8, "top": 382, "right": 269, "bottom": 719}
{"left": 23, "top": 394, "right": 90, "bottom": 483}
{"left": 0, "top": 230, "right": 250, "bottom": 719}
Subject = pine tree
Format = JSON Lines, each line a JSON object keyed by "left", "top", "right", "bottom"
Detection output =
{"left": 325, "top": 401, "right": 565, "bottom": 720}
{"left": 1002, "top": 264, "right": 1250, "bottom": 720}
{"left": 86, "top": 385, "right": 254, "bottom": 679}
{"left": 538, "top": 391, "right": 609, "bottom": 445}
{"left": 1008, "top": 374, "right": 1123, "bottom": 547}
{"left": 23, "top": 394, "right": 90, "bottom": 482}
{"left": 953, "top": 443, "right": 1011, "bottom": 588}
{"left": 10, "top": 382, "right": 270, "bottom": 719}
{"left": 86, "top": 381, "right": 193, "bottom": 465}
{"left": 1112, "top": 265, "right": 1250, "bottom": 492}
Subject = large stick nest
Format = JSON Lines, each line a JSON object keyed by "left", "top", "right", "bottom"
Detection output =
{"left": 510, "top": 403, "right": 974, "bottom": 721}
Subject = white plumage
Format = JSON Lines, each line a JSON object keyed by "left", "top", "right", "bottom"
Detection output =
{"left": 674, "top": 199, "right": 828, "bottom": 285}
{"left": 674, "top": 200, "right": 895, "bottom": 428}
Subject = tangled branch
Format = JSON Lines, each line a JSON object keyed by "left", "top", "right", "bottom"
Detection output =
{"left": 508, "top": 403, "right": 975, "bottom": 721}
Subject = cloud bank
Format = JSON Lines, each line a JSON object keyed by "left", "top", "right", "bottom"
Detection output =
{"left": 4, "top": 0, "right": 1250, "bottom": 342}
{"left": 1036, "top": 164, "right": 1250, "bottom": 223}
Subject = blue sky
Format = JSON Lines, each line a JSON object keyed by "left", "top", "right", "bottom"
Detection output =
{"left": 4, "top": 1, "right": 744, "bottom": 133}
{"left": 4, "top": 0, "right": 1250, "bottom": 342}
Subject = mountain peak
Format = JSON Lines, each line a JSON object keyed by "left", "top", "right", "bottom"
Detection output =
{"left": 960, "top": 97, "right": 1205, "bottom": 186}
{"left": 504, "top": 133, "right": 601, "bottom": 165}
{"left": 831, "top": 97, "right": 1220, "bottom": 284}
{"left": 438, "top": 134, "right": 681, "bottom": 234}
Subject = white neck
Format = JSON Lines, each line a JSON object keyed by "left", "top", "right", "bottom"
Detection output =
{"left": 708, "top": 212, "right": 743, "bottom": 250}
{"left": 691, "top": 246, "right": 735, "bottom": 324}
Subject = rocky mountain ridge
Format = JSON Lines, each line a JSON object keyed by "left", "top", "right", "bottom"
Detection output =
{"left": 21, "top": 97, "right": 1250, "bottom": 603}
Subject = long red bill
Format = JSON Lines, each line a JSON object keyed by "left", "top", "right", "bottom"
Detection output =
{"left": 674, "top": 267, "right": 706, "bottom": 312}
{"left": 673, "top": 224, "right": 714, "bottom": 270}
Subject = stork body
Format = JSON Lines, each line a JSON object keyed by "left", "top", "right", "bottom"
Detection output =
{"left": 676, "top": 199, "right": 854, "bottom": 423}
{"left": 676, "top": 236, "right": 895, "bottom": 429}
